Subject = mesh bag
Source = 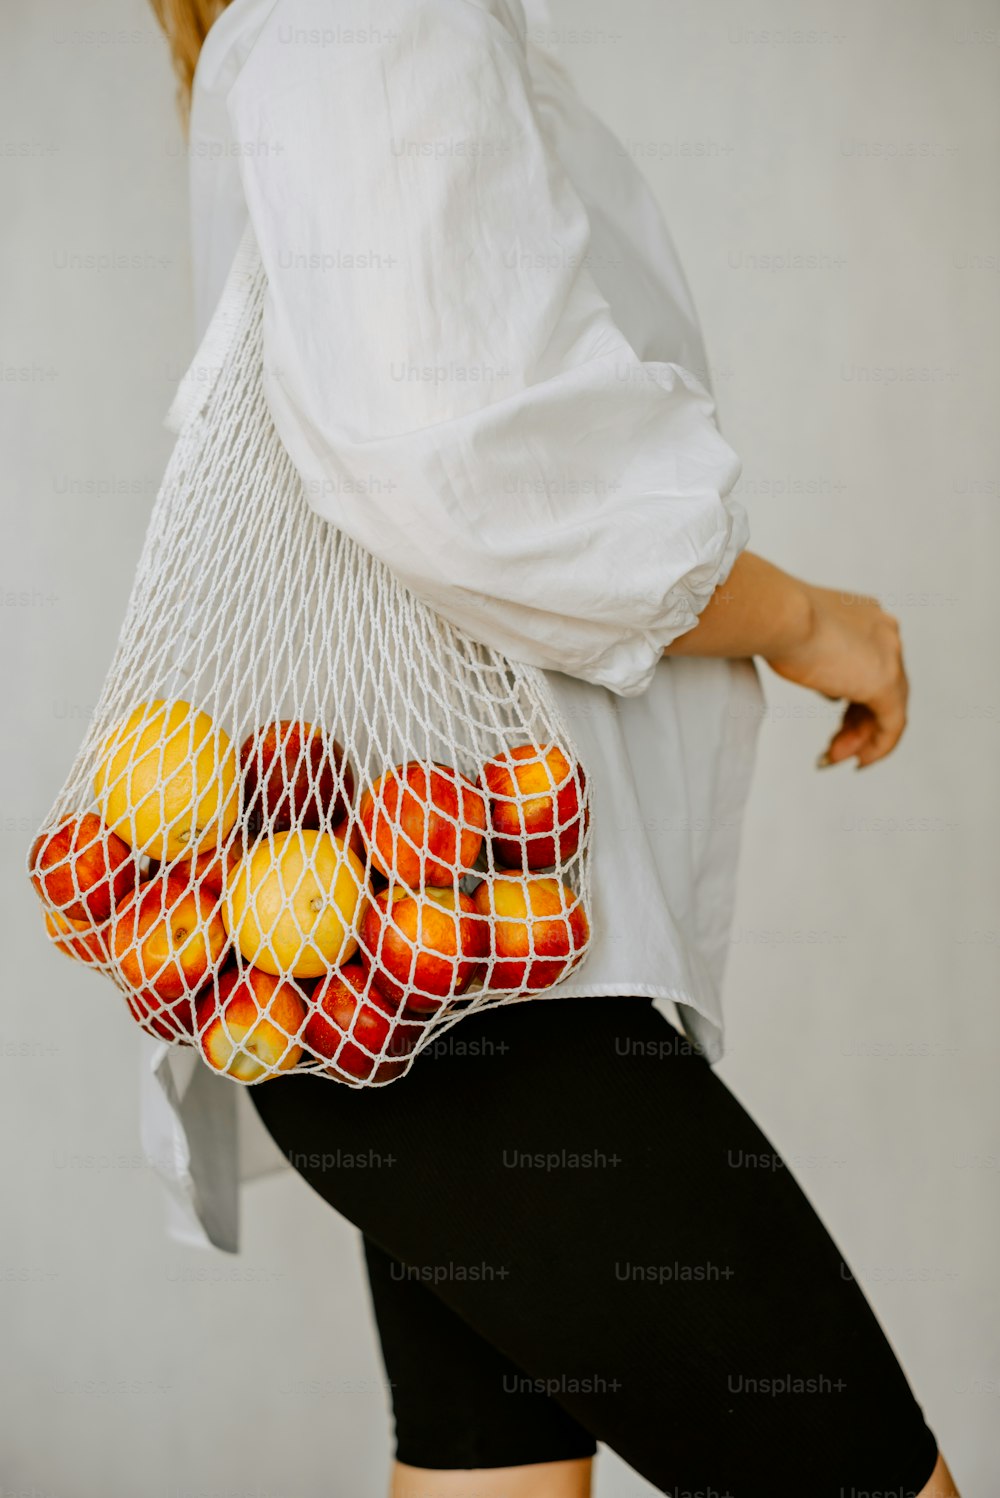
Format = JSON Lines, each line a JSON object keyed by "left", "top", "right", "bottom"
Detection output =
{"left": 27, "top": 231, "right": 593, "bottom": 1087}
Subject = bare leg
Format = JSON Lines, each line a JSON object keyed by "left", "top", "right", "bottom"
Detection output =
{"left": 917, "top": 1451, "right": 961, "bottom": 1497}
{"left": 391, "top": 1449, "right": 954, "bottom": 1497}
{"left": 390, "top": 1456, "right": 593, "bottom": 1498}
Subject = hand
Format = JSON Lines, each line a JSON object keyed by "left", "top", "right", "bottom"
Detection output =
{"left": 765, "top": 584, "right": 909, "bottom": 768}
{"left": 663, "top": 554, "right": 910, "bottom": 768}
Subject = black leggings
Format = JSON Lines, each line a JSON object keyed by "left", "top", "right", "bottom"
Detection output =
{"left": 249, "top": 995, "right": 939, "bottom": 1497}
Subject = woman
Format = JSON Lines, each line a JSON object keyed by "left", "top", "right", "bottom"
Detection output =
{"left": 146, "top": 1, "right": 958, "bottom": 1494}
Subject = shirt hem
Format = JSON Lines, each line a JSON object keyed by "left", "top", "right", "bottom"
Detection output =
{"left": 538, "top": 980, "right": 724, "bottom": 1063}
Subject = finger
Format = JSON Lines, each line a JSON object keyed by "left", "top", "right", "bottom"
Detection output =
{"left": 855, "top": 630, "right": 909, "bottom": 767}
{"left": 818, "top": 702, "right": 875, "bottom": 767}
{"left": 854, "top": 670, "right": 909, "bottom": 767}
{"left": 855, "top": 690, "right": 908, "bottom": 767}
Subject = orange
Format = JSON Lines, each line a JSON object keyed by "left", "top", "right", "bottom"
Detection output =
{"left": 94, "top": 699, "right": 239, "bottom": 861}
{"left": 223, "top": 829, "right": 364, "bottom": 978}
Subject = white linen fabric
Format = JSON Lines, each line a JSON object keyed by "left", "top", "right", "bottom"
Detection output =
{"left": 140, "top": 0, "right": 764, "bottom": 1251}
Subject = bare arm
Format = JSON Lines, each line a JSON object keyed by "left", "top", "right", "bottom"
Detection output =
{"left": 665, "top": 552, "right": 909, "bottom": 769}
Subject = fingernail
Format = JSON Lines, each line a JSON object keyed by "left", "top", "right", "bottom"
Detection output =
{"left": 816, "top": 751, "right": 834, "bottom": 769}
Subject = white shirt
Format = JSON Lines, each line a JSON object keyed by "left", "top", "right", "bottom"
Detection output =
{"left": 140, "top": 0, "right": 764, "bottom": 1251}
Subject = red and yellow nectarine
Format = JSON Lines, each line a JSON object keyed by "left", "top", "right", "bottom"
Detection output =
{"left": 43, "top": 907, "right": 109, "bottom": 966}
{"left": 472, "top": 876, "right": 589, "bottom": 991}
{"left": 160, "top": 844, "right": 240, "bottom": 905}
{"left": 360, "top": 886, "right": 486, "bottom": 1014}
{"left": 239, "top": 720, "right": 354, "bottom": 834}
{"left": 111, "top": 874, "right": 228, "bottom": 1000}
{"left": 124, "top": 986, "right": 196, "bottom": 1044}
{"left": 332, "top": 814, "right": 367, "bottom": 866}
{"left": 30, "top": 812, "right": 135, "bottom": 923}
{"left": 196, "top": 967, "right": 305, "bottom": 1082}
{"left": 481, "top": 743, "right": 586, "bottom": 870}
{"left": 303, "top": 962, "right": 421, "bottom": 1081}
{"left": 359, "top": 762, "right": 486, "bottom": 889}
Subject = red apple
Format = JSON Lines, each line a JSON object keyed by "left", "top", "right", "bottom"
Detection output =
{"left": 303, "top": 962, "right": 421, "bottom": 1081}
{"left": 359, "top": 762, "right": 486, "bottom": 888}
{"left": 111, "top": 874, "right": 228, "bottom": 1000}
{"left": 239, "top": 720, "right": 353, "bottom": 835}
{"left": 360, "top": 886, "right": 487, "bottom": 1014}
{"left": 43, "top": 907, "right": 109, "bottom": 965}
{"left": 472, "top": 876, "right": 589, "bottom": 991}
{"left": 481, "top": 743, "right": 587, "bottom": 870}
{"left": 196, "top": 967, "right": 305, "bottom": 1082}
{"left": 30, "top": 813, "right": 136, "bottom": 922}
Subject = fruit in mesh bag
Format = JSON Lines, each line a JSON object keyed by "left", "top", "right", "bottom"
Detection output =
{"left": 224, "top": 829, "right": 365, "bottom": 978}
{"left": 332, "top": 814, "right": 367, "bottom": 865}
{"left": 302, "top": 962, "right": 424, "bottom": 1082}
{"left": 360, "top": 886, "right": 487, "bottom": 1014}
{"left": 43, "top": 907, "right": 110, "bottom": 965}
{"left": 94, "top": 699, "right": 239, "bottom": 862}
{"left": 239, "top": 720, "right": 354, "bottom": 835}
{"left": 111, "top": 873, "right": 229, "bottom": 1000}
{"left": 472, "top": 875, "right": 590, "bottom": 991}
{"left": 30, "top": 812, "right": 136, "bottom": 922}
{"left": 167, "top": 845, "right": 240, "bottom": 900}
{"left": 481, "top": 743, "right": 587, "bottom": 871}
{"left": 124, "top": 986, "right": 196, "bottom": 1044}
{"left": 196, "top": 967, "right": 305, "bottom": 1082}
{"left": 359, "top": 762, "right": 486, "bottom": 888}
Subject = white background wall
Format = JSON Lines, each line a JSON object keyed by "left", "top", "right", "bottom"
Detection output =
{"left": 3, "top": 0, "right": 998, "bottom": 1493}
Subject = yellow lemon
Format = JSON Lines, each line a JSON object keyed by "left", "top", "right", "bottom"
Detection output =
{"left": 223, "top": 830, "right": 364, "bottom": 978}
{"left": 94, "top": 699, "right": 239, "bottom": 862}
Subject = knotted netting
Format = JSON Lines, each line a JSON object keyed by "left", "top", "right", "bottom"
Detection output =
{"left": 27, "top": 231, "right": 593, "bottom": 1086}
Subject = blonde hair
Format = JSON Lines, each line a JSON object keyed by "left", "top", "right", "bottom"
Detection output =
{"left": 148, "top": 0, "right": 232, "bottom": 120}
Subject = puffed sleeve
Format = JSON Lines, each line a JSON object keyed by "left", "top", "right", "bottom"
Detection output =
{"left": 227, "top": 0, "right": 747, "bottom": 696}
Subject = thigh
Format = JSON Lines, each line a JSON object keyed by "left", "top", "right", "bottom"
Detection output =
{"left": 250, "top": 996, "right": 939, "bottom": 1497}
{"left": 362, "top": 1234, "right": 596, "bottom": 1471}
